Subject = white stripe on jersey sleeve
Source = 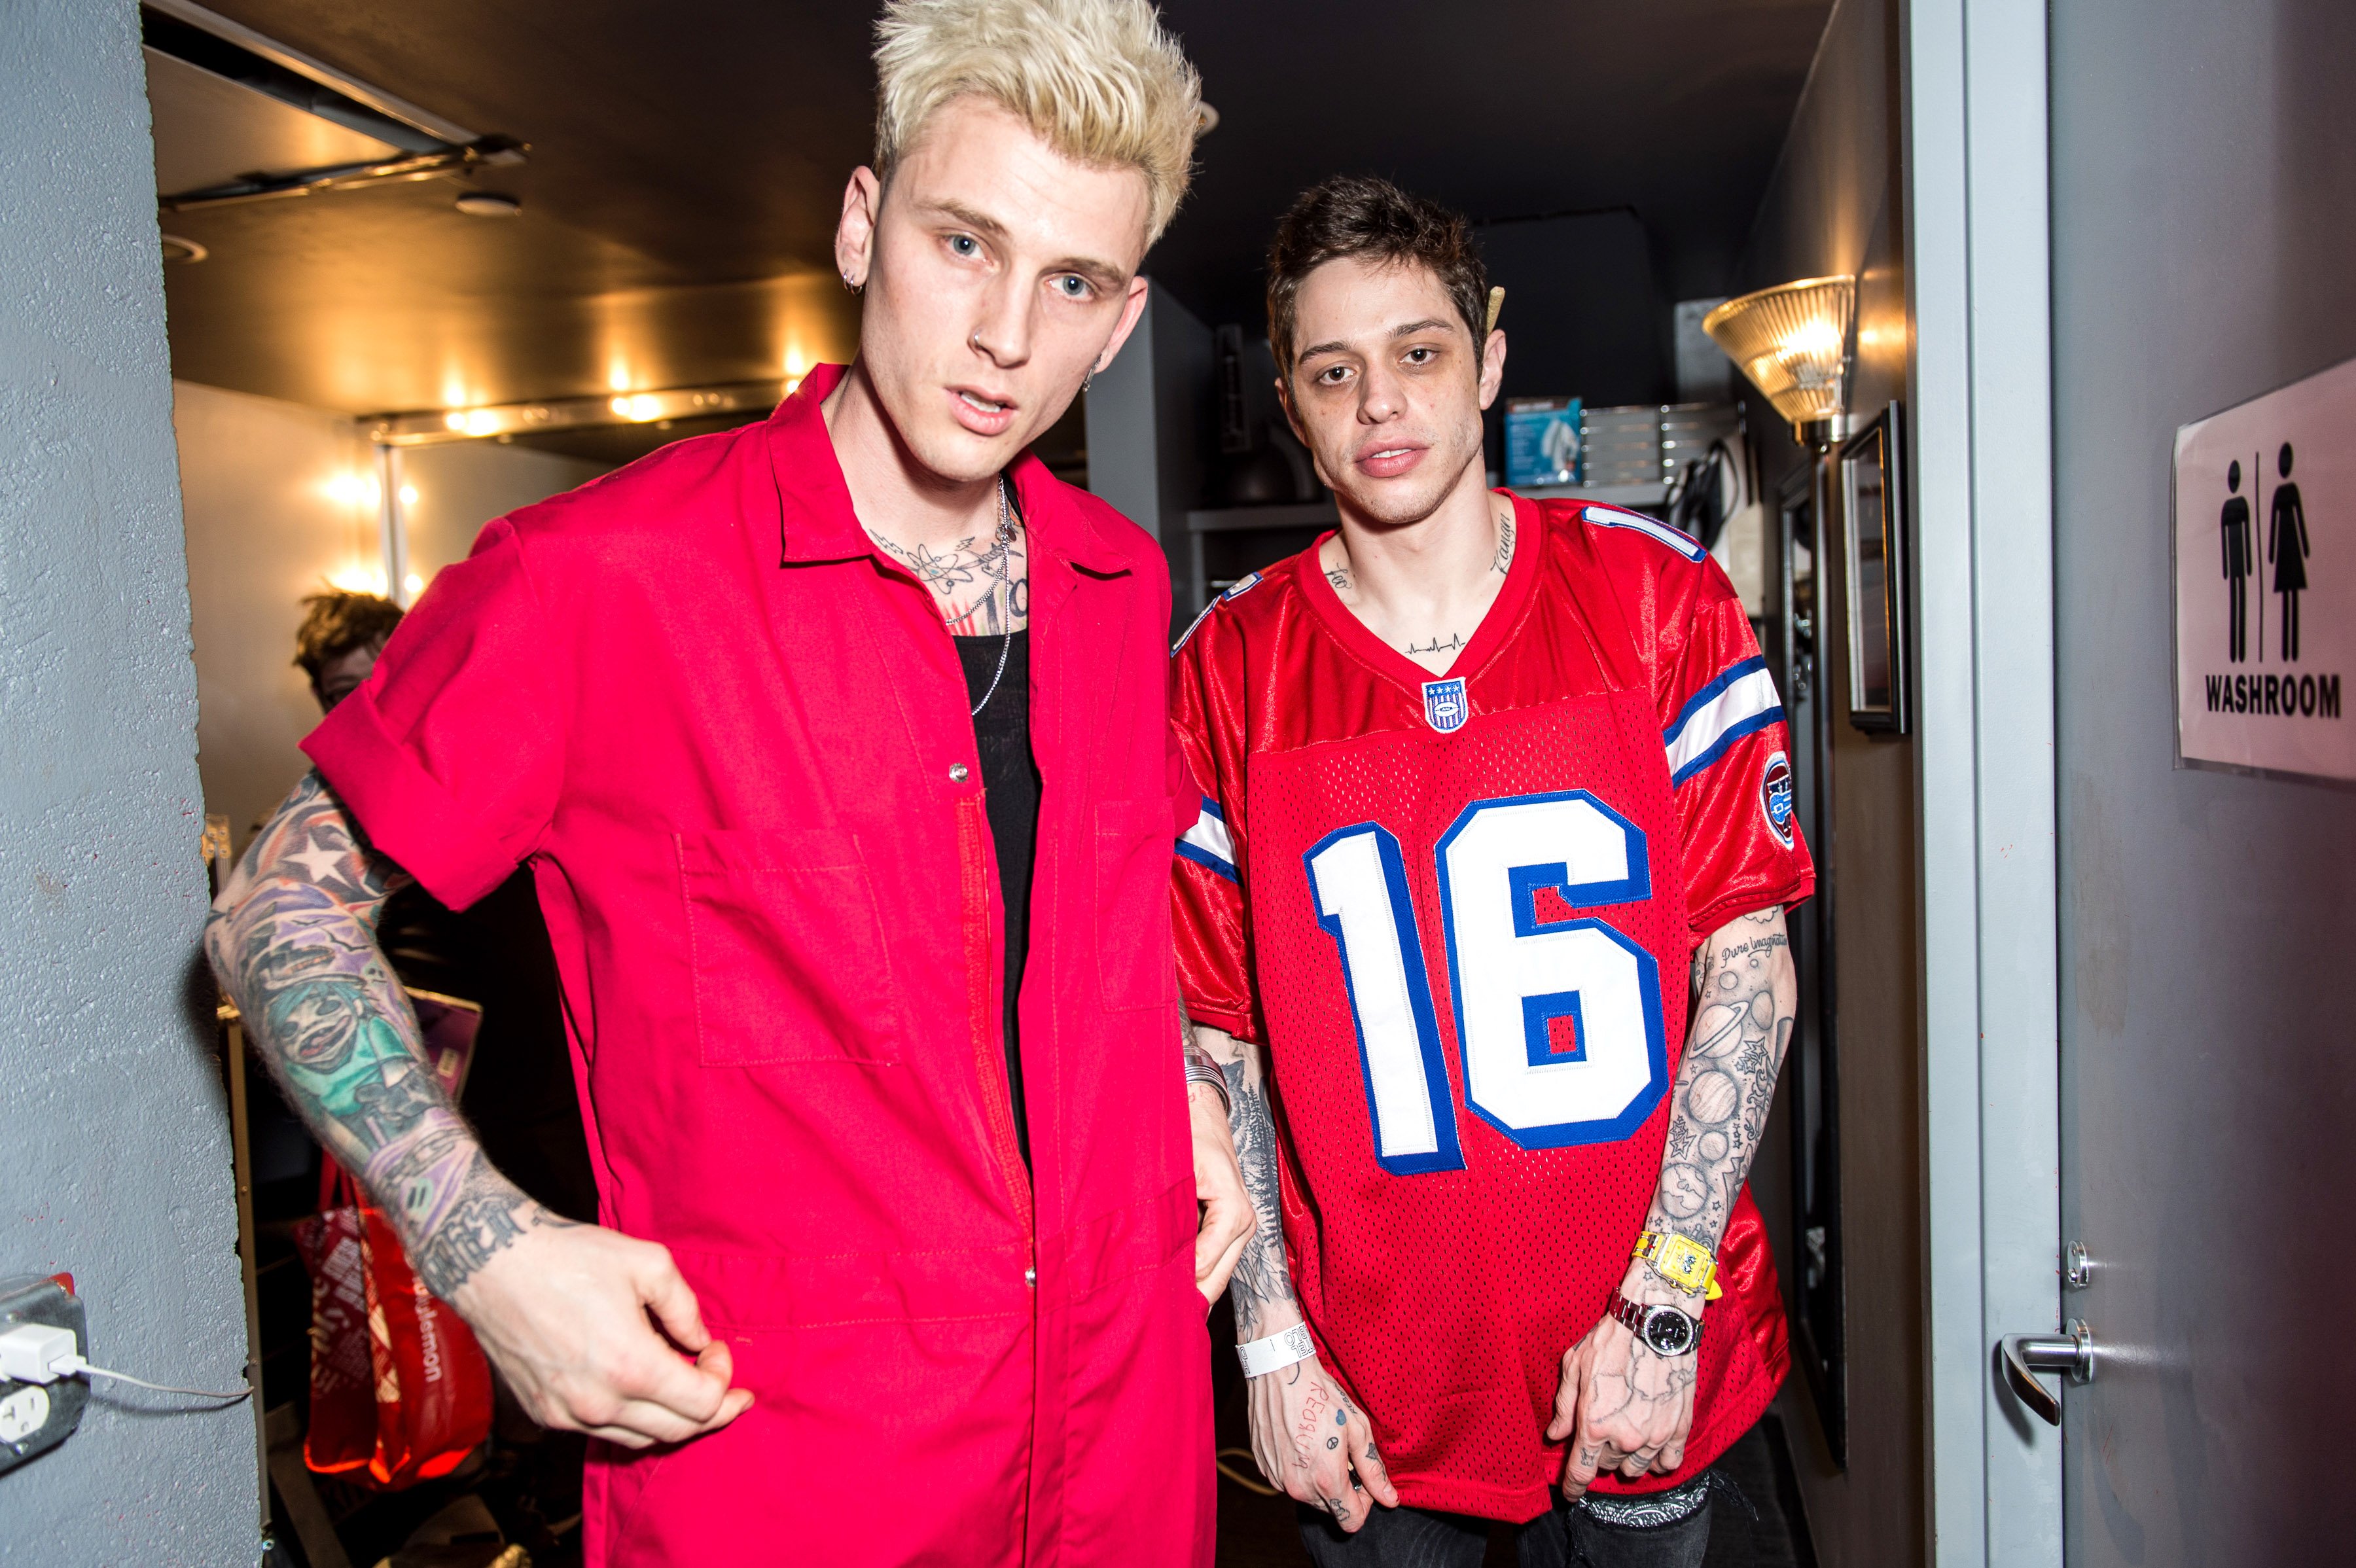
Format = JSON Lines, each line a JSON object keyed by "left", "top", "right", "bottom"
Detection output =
{"left": 1175, "top": 796, "right": 1239, "bottom": 881}
{"left": 1171, "top": 571, "right": 1264, "bottom": 656}
{"left": 1583, "top": 505, "right": 1709, "bottom": 562}
{"left": 1662, "top": 656, "right": 1785, "bottom": 785}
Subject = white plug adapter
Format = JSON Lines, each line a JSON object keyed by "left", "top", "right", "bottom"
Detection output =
{"left": 0, "top": 1323, "right": 79, "bottom": 1385}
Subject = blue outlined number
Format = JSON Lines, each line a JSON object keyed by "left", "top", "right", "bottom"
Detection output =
{"left": 1305, "top": 793, "right": 1668, "bottom": 1166}
{"left": 1304, "top": 825, "right": 1465, "bottom": 1174}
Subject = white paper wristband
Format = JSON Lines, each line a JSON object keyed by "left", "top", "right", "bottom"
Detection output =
{"left": 1236, "top": 1323, "right": 1317, "bottom": 1378}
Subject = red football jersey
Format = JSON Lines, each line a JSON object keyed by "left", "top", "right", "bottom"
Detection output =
{"left": 1171, "top": 495, "right": 1814, "bottom": 1522}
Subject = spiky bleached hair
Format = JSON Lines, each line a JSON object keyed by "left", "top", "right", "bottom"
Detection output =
{"left": 872, "top": 0, "right": 1204, "bottom": 244}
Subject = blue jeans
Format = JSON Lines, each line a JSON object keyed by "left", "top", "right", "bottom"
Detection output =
{"left": 1295, "top": 1472, "right": 1722, "bottom": 1568}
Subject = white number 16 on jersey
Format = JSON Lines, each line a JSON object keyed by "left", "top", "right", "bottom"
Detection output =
{"left": 1304, "top": 791, "right": 1669, "bottom": 1174}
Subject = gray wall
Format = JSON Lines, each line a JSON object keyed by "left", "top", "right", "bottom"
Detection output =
{"left": 1084, "top": 281, "right": 1209, "bottom": 620}
{"left": 2050, "top": 3, "right": 2356, "bottom": 1563}
{"left": 1732, "top": 1, "right": 1923, "bottom": 1563}
{"left": 175, "top": 380, "right": 609, "bottom": 855}
{"left": 176, "top": 381, "right": 376, "bottom": 856}
{"left": 0, "top": 1, "right": 255, "bottom": 1559}
{"left": 399, "top": 438, "right": 609, "bottom": 588}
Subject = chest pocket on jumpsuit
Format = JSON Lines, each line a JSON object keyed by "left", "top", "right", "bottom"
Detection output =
{"left": 1096, "top": 799, "right": 1180, "bottom": 1012}
{"left": 676, "top": 828, "right": 904, "bottom": 1064}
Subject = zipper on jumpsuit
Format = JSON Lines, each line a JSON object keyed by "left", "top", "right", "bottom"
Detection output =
{"left": 868, "top": 540, "right": 1044, "bottom": 1556}
{"left": 946, "top": 645, "right": 1043, "bottom": 1567}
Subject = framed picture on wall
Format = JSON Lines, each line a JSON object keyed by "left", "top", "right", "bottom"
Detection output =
{"left": 1772, "top": 459, "right": 1847, "bottom": 1467}
{"left": 1840, "top": 402, "right": 1910, "bottom": 734}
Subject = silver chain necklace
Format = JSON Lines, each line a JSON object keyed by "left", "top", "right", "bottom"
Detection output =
{"left": 967, "top": 476, "right": 1018, "bottom": 717}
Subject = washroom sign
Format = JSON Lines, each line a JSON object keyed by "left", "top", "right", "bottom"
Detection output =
{"left": 2175, "top": 354, "right": 2354, "bottom": 783}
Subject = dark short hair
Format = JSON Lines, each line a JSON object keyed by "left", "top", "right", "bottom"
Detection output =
{"left": 1266, "top": 175, "right": 1488, "bottom": 380}
{"left": 294, "top": 590, "right": 403, "bottom": 681}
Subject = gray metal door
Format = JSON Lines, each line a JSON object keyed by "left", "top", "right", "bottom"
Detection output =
{"left": 2048, "top": 3, "right": 2356, "bottom": 1563}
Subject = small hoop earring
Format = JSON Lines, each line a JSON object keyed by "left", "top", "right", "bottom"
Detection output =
{"left": 841, "top": 272, "right": 861, "bottom": 294}
{"left": 1083, "top": 361, "right": 1099, "bottom": 393}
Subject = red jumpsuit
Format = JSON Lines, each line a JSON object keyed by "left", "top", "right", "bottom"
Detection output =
{"left": 306, "top": 366, "right": 1215, "bottom": 1565}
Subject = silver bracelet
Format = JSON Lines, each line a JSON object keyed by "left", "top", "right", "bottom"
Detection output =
{"left": 1183, "top": 1058, "right": 1231, "bottom": 1112}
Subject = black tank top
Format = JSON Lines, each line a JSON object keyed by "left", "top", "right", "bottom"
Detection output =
{"left": 955, "top": 629, "right": 1040, "bottom": 1166}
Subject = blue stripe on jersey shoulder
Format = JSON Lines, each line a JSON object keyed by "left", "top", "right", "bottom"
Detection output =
{"left": 1176, "top": 840, "right": 1240, "bottom": 882}
{"left": 1582, "top": 504, "right": 1708, "bottom": 562}
{"left": 1171, "top": 571, "right": 1264, "bottom": 656}
{"left": 1664, "top": 655, "right": 1771, "bottom": 746}
{"left": 1668, "top": 707, "right": 1784, "bottom": 788}
{"left": 1662, "top": 656, "right": 1785, "bottom": 786}
{"left": 1176, "top": 794, "right": 1240, "bottom": 881}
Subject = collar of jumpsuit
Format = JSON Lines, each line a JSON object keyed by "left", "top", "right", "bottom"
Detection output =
{"left": 304, "top": 364, "right": 1214, "bottom": 1567}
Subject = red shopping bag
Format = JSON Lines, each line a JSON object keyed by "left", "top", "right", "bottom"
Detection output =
{"left": 293, "top": 1180, "right": 375, "bottom": 1476}
{"left": 294, "top": 1162, "right": 493, "bottom": 1488}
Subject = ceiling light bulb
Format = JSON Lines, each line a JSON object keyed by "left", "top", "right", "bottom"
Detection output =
{"left": 404, "top": 573, "right": 424, "bottom": 597}
{"left": 444, "top": 411, "right": 471, "bottom": 432}
{"left": 454, "top": 192, "right": 522, "bottom": 219}
{"left": 399, "top": 485, "right": 418, "bottom": 506}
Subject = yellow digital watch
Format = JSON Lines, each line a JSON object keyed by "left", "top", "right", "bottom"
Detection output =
{"left": 1633, "top": 1230, "right": 1723, "bottom": 1300}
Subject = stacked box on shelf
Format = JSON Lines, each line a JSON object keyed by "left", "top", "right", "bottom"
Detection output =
{"left": 1659, "top": 402, "right": 1742, "bottom": 487}
{"left": 1579, "top": 404, "right": 1665, "bottom": 488}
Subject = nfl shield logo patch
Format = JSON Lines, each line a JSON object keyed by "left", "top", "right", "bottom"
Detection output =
{"left": 1422, "top": 677, "right": 1470, "bottom": 734}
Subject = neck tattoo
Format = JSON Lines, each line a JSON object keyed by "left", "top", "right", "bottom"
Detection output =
{"left": 864, "top": 476, "right": 1026, "bottom": 635}
{"left": 1389, "top": 503, "right": 1516, "bottom": 655}
{"left": 862, "top": 478, "right": 1022, "bottom": 712}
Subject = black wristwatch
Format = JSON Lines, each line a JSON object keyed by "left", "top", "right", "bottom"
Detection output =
{"left": 1609, "top": 1291, "right": 1704, "bottom": 1357}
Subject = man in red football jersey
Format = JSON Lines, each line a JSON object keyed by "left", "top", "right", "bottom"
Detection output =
{"left": 1173, "top": 175, "right": 1812, "bottom": 1567}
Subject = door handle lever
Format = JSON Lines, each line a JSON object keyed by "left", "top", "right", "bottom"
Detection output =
{"left": 1999, "top": 1320, "right": 2094, "bottom": 1426}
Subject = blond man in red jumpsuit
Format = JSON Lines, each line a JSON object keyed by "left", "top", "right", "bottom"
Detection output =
{"left": 207, "top": 1, "right": 1250, "bottom": 1559}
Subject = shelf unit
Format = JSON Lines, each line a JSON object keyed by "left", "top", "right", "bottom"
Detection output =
{"left": 1515, "top": 482, "right": 1670, "bottom": 510}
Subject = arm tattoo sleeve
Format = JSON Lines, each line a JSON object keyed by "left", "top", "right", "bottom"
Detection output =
{"left": 1192, "top": 1025, "right": 1298, "bottom": 1339}
{"left": 1645, "top": 907, "right": 1798, "bottom": 1256}
{"left": 205, "top": 772, "right": 558, "bottom": 1298}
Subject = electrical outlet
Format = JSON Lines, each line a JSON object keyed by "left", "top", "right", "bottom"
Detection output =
{"left": 0, "top": 1384, "right": 50, "bottom": 1443}
{"left": 0, "top": 1274, "right": 88, "bottom": 1474}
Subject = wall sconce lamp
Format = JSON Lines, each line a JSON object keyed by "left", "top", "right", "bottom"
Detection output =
{"left": 1702, "top": 276, "right": 1857, "bottom": 445}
